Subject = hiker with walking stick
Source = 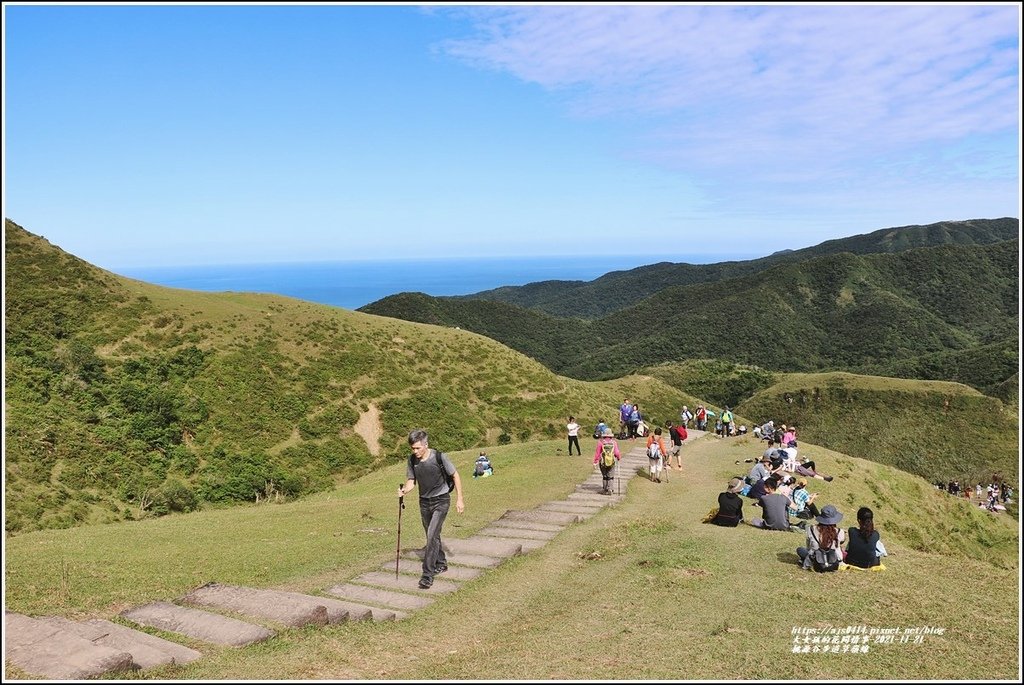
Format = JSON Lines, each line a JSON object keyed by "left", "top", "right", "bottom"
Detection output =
{"left": 398, "top": 429, "right": 464, "bottom": 589}
{"left": 593, "top": 427, "right": 621, "bottom": 495}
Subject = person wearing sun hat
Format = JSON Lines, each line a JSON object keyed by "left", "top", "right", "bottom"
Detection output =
{"left": 710, "top": 477, "right": 746, "bottom": 527}
{"left": 593, "top": 427, "right": 621, "bottom": 495}
{"left": 796, "top": 504, "right": 847, "bottom": 571}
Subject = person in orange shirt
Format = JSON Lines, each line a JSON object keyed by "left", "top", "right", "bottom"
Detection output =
{"left": 646, "top": 427, "right": 669, "bottom": 483}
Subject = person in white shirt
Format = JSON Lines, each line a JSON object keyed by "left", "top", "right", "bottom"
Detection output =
{"left": 566, "top": 416, "right": 581, "bottom": 455}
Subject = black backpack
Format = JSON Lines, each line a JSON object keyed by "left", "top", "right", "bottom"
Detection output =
{"left": 409, "top": 450, "right": 456, "bottom": 493}
{"left": 809, "top": 528, "right": 841, "bottom": 572}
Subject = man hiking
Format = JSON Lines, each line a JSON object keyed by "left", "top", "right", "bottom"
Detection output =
{"left": 399, "top": 429, "right": 465, "bottom": 589}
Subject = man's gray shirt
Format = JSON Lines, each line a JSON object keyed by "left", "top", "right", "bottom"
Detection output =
{"left": 408, "top": 449, "right": 456, "bottom": 498}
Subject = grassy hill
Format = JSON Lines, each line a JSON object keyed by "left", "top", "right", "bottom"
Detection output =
{"left": 362, "top": 240, "right": 1019, "bottom": 390}
{"left": 460, "top": 218, "right": 1020, "bottom": 319}
{"left": 733, "top": 372, "right": 1019, "bottom": 486}
{"left": 4, "top": 219, "right": 690, "bottom": 534}
{"left": 4, "top": 434, "right": 1017, "bottom": 680}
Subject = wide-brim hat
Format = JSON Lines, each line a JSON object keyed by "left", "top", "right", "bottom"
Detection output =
{"left": 727, "top": 477, "right": 744, "bottom": 493}
{"left": 602, "top": 428, "right": 614, "bottom": 437}
{"left": 815, "top": 504, "right": 843, "bottom": 525}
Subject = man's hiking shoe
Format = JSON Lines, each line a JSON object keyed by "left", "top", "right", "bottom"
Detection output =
{"left": 418, "top": 575, "right": 433, "bottom": 589}
{"left": 824, "top": 476, "right": 834, "bottom": 482}
{"left": 654, "top": 477, "right": 661, "bottom": 483}
{"left": 434, "top": 564, "right": 448, "bottom": 575}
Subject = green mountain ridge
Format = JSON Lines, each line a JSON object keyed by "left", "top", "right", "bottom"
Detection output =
{"left": 459, "top": 217, "right": 1020, "bottom": 319}
{"left": 361, "top": 239, "right": 1019, "bottom": 389}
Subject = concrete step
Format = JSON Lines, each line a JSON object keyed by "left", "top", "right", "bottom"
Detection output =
{"left": 352, "top": 571, "right": 460, "bottom": 594}
{"left": 474, "top": 535, "right": 547, "bottom": 553}
{"left": 264, "top": 589, "right": 374, "bottom": 623}
{"left": 119, "top": 602, "right": 275, "bottom": 647}
{"left": 538, "top": 501, "right": 604, "bottom": 514}
{"left": 403, "top": 549, "right": 505, "bottom": 569}
{"left": 565, "top": 492, "right": 618, "bottom": 503}
{"left": 502, "top": 510, "right": 582, "bottom": 525}
{"left": 478, "top": 525, "right": 558, "bottom": 541}
{"left": 37, "top": 616, "right": 201, "bottom": 669}
{"left": 5, "top": 611, "right": 137, "bottom": 680}
{"left": 443, "top": 536, "right": 524, "bottom": 559}
{"left": 483, "top": 518, "right": 566, "bottom": 533}
{"left": 326, "top": 583, "right": 437, "bottom": 612}
{"left": 383, "top": 558, "right": 483, "bottom": 581}
{"left": 180, "top": 582, "right": 328, "bottom": 628}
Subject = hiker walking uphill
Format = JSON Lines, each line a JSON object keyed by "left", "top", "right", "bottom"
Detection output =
{"left": 593, "top": 428, "right": 621, "bottom": 495}
{"left": 646, "top": 427, "right": 668, "bottom": 482}
{"left": 399, "top": 429, "right": 465, "bottom": 589}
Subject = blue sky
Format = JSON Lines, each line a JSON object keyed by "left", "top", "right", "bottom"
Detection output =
{"left": 3, "top": 3, "right": 1020, "bottom": 269}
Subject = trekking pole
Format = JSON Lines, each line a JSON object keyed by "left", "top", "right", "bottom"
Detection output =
{"left": 662, "top": 454, "right": 669, "bottom": 483}
{"left": 395, "top": 483, "right": 405, "bottom": 580}
{"left": 616, "top": 459, "right": 620, "bottom": 495}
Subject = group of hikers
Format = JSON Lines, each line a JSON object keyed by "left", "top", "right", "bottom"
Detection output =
{"left": 707, "top": 420, "right": 886, "bottom": 572}
{"left": 936, "top": 478, "right": 1014, "bottom": 513}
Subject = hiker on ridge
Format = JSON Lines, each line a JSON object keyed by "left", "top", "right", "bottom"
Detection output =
{"left": 619, "top": 399, "right": 632, "bottom": 438}
{"left": 399, "top": 429, "right": 464, "bottom": 589}
{"left": 667, "top": 421, "right": 686, "bottom": 470}
{"left": 593, "top": 427, "right": 621, "bottom": 495}
{"left": 566, "top": 416, "right": 582, "bottom": 456}
{"left": 721, "top": 406, "right": 734, "bottom": 437}
{"left": 695, "top": 404, "right": 708, "bottom": 431}
{"left": 628, "top": 404, "right": 642, "bottom": 440}
{"left": 646, "top": 427, "right": 668, "bottom": 482}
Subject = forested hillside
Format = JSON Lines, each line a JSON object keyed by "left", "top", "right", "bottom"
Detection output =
{"left": 460, "top": 217, "right": 1020, "bottom": 319}
{"left": 362, "top": 239, "right": 1019, "bottom": 390}
{"left": 4, "top": 219, "right": 690, "bottom": 534}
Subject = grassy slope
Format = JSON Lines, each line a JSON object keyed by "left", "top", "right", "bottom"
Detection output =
{"left": 4, "top": 434, "right": 1018, "bottom": 680}
{"left": 4, "top": 220, "right": 690, "bottom": 534}
{"left": 735, "top": 372, "right": 1020, "bottom": 486}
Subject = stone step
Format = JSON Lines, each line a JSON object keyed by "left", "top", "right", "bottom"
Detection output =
{"left": 502, "top": 510, "right": 582, "bottom": 525}
{"left": 326, "top": 583, "right": 437, "bottom": 612}
{"left": 483, "top": 518, "right": 566, "bottom": 533}
{"left": 383, "top": 558, "right": 484, "bottom": 581}
{"left": 265, "top": 589, "right": 373, "bottom": 623}
{"left": 477, "top": 535, "right": 548, "bottom": 553}
{"left": 478, "top": 525, "right": 558, "bottom": 541}
{"left": 120, "top": 602, "right": 275, "bottom": 647}
{"left": 5, "top": 612, "right": 137, "bottom": 680}
{"left": 352, "top": 571, "right": 460, "bottom": 594}
{"left": 403, "top": 549, "right": 504, "bottom": 569}
{"left": 180, "top": 582, "right": 328, "bottom": 628}
{"left": 538, "top": 501, "right": 604, "bottom": 514}
{"left": 37, "top": 617, "right": 201, "bottom": 669}
{"left": 566, "top": 492, "right": 618, "bottom": 503}
{"left": 443, "top": 536, "right": 524, "bottom": 559}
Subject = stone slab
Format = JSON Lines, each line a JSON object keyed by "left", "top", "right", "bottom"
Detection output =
{"left": 384, "top": 558, "right": 484, "bottom": 581}
{"left": 352, "top": 571, "right": 461, "bottom": 594}
{"left": 263, "top": 589, "right": 371, "bottom": 623}
{"left": 484, "top": 518, "right": 565, "bottom": 533}
{"left": 327, "top": 583, "right": 437, "bottom": 612}
{"left": 502, "top": 510, "right": 581, "bottom": 525}
{"left": 180, "top": 582, "right": 328, "bottom": 628}
{"left": 119, "top": 602, "right": 275, "bottom": 647}
{"left": 478, "top": 535, "right": 547, "bottom": 553}
{"left": 404, "top": 549, "right": 504, "bottom": 569}
{"left": 443, "top": 536, "right": 524, "bottom": 559}
{"left": 538, "top": 501, "right": 605, "bottom": 514}
{"left": 566, "top": 492, "right": 617, "bottom": 503}
{"left": 37, "top": 616, "right": 201, "bottom": 669}
{"left": 478, "top": 526, "right": 558, "bottom": 541}
{"left": 5, "top": 612, "right": 137, "bottom": 680}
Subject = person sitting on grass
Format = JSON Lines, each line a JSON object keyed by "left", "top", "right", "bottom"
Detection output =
{"left": 795, "top": 456, "right": 834, "bottom": 482}
{"left": 749, "top": 478, "right": 794, "bottom": 531}
{"left": 845, "top": 506, "right": 887, "bottom": 568}
{"left": 788, "top": 478, "right": 820, "bottom": 520}
{"left": 709, "top": 478, "right": 746, "bottom": 527}
{"left": 797, "top": 505, "right": 846, "bottom": 571}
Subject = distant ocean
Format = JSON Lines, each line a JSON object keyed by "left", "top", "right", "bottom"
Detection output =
{"left": 117, "top": 253, "right": 758, "bottom": 311}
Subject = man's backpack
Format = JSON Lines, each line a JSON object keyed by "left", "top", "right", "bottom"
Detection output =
{"left": 600, "top": 441, "right": 616, "bottom": 468}
{"left": 409, "top": 450, "right": 456, "bottom": 493}
{"left": 647, "top": 442, "right": 661, "bottom": 459}
{"left": 810, "top": 528, "right": 842, "bottom": 572}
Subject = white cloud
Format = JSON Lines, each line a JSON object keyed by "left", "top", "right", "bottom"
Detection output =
{"left": 439, "top": 4, "right": 1020, "bottom": 184}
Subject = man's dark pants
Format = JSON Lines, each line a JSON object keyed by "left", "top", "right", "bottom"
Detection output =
{"left": 420, "top": 494, "right": 450, "bottom": 576}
